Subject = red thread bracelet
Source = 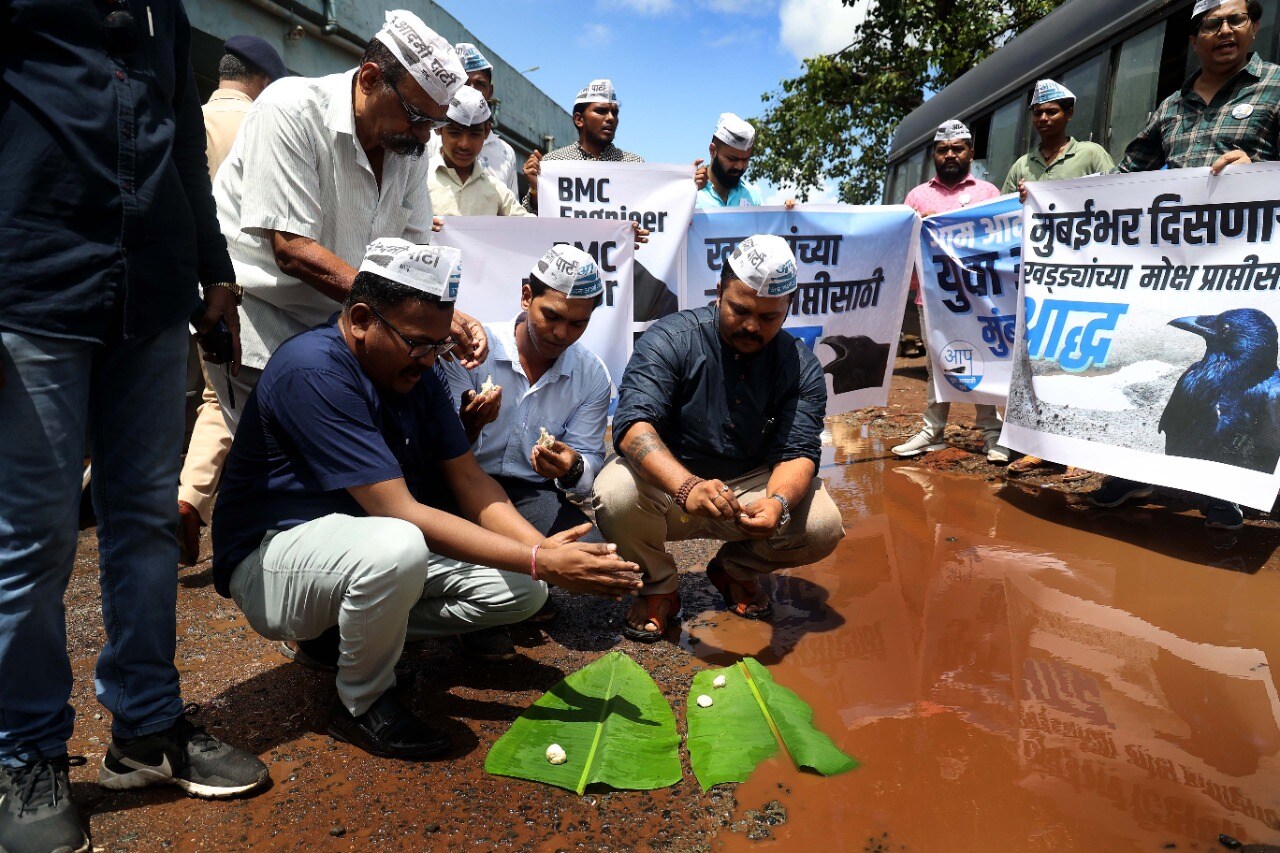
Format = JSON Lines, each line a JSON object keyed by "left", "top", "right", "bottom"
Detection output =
{"left": 530, "top": 544, "right": 540, "bottom": 581}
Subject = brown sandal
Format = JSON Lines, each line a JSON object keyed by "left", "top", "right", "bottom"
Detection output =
{"left": 622, "top": 591, "right": 681, "bottom": 643}
{"left": 706, "top": 561, "right": 774, "bottom": 621}
{"left": 1061, "top": 467, "right": 1093, "bottom": 483}
{"left": 1007, "top": 455, "right": 1049, "bottom": 475}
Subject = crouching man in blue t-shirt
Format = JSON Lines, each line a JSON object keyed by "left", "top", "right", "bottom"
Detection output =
{"left": 211, "top": 239, "right": 642, "bottom": 761}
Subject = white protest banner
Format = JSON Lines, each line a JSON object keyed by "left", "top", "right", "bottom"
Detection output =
{"left": 433, "top": 217, "right": 634, "bottom": 385}
{"left": 538, "top": 161, "right": 696, "bottom": 325}
{"left": 919, "top": 194, "right": 1023, "bottom": 405}
{"left": 682, "top": 205, "right": 920, "bottom": 415}
{"left": 1003, "top": 164, "right": 1280, "bottom": 510}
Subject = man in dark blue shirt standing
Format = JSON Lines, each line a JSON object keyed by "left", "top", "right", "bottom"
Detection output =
{"left": 213, "top": 240, "right": 642, "bottom": 761}
{"left": 0, "top": 2, "right": 267, "bottom": 850}
{"left": 596, "top": 235, "right": 845, "bottom": 642}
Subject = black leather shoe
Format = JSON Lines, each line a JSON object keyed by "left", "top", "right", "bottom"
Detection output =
{"left": 457, "top": 626, "right": 516, "bottom": 662}
{"left": 326, "top": 694, "right": 450, "bottom": 761}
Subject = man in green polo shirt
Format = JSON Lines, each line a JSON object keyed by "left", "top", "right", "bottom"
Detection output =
{"left": 1003, "top": 78, "right": 1115, "bottom": 196}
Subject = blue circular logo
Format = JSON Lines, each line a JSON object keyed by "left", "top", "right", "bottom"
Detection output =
{"left": 940, "top": 340, "right": 985, "bottom": 392}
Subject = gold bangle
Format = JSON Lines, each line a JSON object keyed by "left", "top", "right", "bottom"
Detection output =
{"left": 206, "top": 281, "right": 243, "bottom": 305}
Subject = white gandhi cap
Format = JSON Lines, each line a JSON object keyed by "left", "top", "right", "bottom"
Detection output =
{"left": 531, "top": 245, "right": 603, "bottom": 299}
{"left": 1031, "top": 78, "right": 1076, "bottom": 106}
{"left": 1193, "top": 0, "right": 1227, "bottom": 17}
{"left": 935, "top": 119, "right": 972, "bottom": 142}
{"left": 713, "top": 113, "right": 756, "bottom": 150}
{"left": 727, "top": 235, "right": 798, "bottom": 297}
{"left": 374, "top": 11, "right": 465, "bottom": 107}
{"left": 359, "top": 238, "right": 461, "bottom": 303}
{"left": 446, "top": 85, "right": 491, "bottom": 126}
{"left": 574, "top": 79, "right": 619, "bottom": 107}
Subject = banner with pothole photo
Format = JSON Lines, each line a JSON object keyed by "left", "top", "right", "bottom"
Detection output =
{"left": 538, "top": 161, "right": 697, "bottom": 329}
{"left": 1003, "top": 165, "right": 1280, "bottom": 510}
{"left": 919, "top": 193, "right": 1023, "bottom": 405}
{"left": 681, "top": 205, "right": 919, "bottom": 416}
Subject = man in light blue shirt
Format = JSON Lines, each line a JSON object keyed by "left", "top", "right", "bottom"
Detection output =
{"left": 695, "top": 113, "right": 766, "bottom": 208}
{"left": 442, "top": 245, "right": 611, "bottom": 545}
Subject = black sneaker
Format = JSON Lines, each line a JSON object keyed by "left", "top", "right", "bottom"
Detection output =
{"left": 457, "top": 626, "right": 516, "bottom": 662}
{"left": 0, "top": 755, "right": 89, "bottom": 853}
{"left": 326, "top": 694, "right": 450, "bottom": 760}
{"left": 1205, "top": 501, "right": 1244, "bottom": 531}
{"left": 1087, "top": 477, "right": 1155, "bottom": 508}
{"left": 98, "top": 705, "right": 268, "bottom": 799}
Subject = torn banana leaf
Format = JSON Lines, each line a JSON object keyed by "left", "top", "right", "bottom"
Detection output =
{"left": 687, "top": 657, "right": 858, "bottom": 789}
{"left": 485, "top": 651, "right": 682, "bottom": 794}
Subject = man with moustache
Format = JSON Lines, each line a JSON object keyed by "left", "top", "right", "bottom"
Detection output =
{"left": 892, "top": 120, "right": 1007, "bottom": 462}
{"left": 213, "top": 240, "right": 641, "bottom": 758}
{"left": 696, "top": 113, "right": 765, "bottom": 208}
{"left": 211, "top": 10, "right": 488, "bottom": 433}
{"left": 1089, "top": 0, "right": 1278, "bottom": 531}
{"left": 1002, "top": 79, "right": 1114, "bottom": 197}
{"left": 595, "top": 236, "right": 845, "bottom": 642}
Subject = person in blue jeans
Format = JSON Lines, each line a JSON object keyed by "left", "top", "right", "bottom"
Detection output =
{"left": 0, "top": 3, "right": 269, "bottom": 850}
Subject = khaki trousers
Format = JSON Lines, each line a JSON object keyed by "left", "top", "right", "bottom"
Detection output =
{"left": 177, "top": 358, "right": 232, "bottom": 524}
{"left": 593, "top": 458, "right": 845, "bottom": 595}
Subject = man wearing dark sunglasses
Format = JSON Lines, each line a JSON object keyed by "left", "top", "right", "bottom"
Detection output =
{"left": 212, "top": 240, "right": 642, "bottom": 761}
{"left": 209, "top": 10, "right": 490, "bottom": 439}
{"left": 1, "top": 1, "right": 270, "bottom": 850}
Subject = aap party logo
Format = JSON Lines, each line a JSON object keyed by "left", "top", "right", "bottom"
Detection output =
{"left": 940, "top": 340, "right": 984, "bottom": 392}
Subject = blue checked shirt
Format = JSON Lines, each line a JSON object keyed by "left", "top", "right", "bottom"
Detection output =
{"left": 440, "top": 317, "right": 612, "bottom": 496}
{"left": 1117, "top": 53, "right": 1280, "bottom": 172}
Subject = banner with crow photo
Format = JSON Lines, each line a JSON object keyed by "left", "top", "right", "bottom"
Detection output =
{"left": 682, "top": 206, "right": 919, "bottom": 416}
{"left": 538, "top": 161, "right": 697, "bottom": 329}
{"left": 1003, "top": 165, "right": 1280, "bottom": 510}
{"left": 919, "top": 194, "right": 1023, "bottom": 405}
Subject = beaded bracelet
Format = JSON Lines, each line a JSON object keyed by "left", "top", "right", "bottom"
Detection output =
{"left": 674, "top": 475, "right": 705, "bottom": 510}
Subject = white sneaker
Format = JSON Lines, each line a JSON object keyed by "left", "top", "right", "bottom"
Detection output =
{"left": 984, "top": 436, "right": 1010, "bottom": 464}
{"left": 892, "top": 431, "right": 947, "bottom": 457}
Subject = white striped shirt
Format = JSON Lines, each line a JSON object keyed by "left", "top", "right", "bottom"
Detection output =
{"left": 214, "top": 70, "right": 434, "bottom": 369}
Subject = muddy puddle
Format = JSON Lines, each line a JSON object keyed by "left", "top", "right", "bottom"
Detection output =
{"left": 684, "top": 421, "right": 1280, "bottom": 851}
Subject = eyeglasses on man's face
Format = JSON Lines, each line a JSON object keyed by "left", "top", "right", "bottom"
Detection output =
{"left": 385, "top": 77, "right": 449, "bottom": 129}
{"left": 1199, "top": 12, "right": 1252, "bottom": 35}
{"left": 370, "top": 306, "right": 456, "bottom": 359}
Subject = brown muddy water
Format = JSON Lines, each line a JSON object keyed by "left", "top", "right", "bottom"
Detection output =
{"left": 688, "top": 420, "right": 1280, "bottom": 851}
{"left": 63, "top": 411, "right": 1280, "bottom": 851}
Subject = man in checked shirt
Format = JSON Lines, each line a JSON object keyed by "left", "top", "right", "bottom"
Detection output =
{"left": 1090, "top": 0, "right": 1276, "bottom": 530}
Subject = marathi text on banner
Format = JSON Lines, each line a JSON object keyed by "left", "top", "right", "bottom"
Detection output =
{"left": 918, "top": 194, "right": 1024, "bottom": 404}
{"left": 682, "top": 206, "right": 919, "bottom": 416}
{"left": 1003, "top": 164, "right": 1280, "bottom": 511}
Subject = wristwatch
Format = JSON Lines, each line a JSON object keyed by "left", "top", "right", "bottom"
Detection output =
{"left": 206, "top": 281, "right": 243, "bottom": 305}
{"left": 767, "top": 493, "right": 791, "bottom": 527}
{"left": 557, "top": 452, "right": 586, "bottom": 490}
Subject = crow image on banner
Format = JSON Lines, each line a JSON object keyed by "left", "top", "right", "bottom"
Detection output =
{"left": 918, "top": 194, "right": 1023, "bottom": 405}
{"left": 682, "top": 205, "right": 919, "bottom": 416}
{"left": 538, "top": 161, "right": 697, "bottom": 328}
{"left": 433, "top": 217, "right": 634, "bottom": 387}
{"left": 1003, "top": 164, "right": 1280, "bottom": 510}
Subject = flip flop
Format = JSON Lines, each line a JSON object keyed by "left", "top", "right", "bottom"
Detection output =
{"left": 1061, "top": 467, "right": 1093, "bottom": 483}
{"left": 1007, "top": 455, "right": 1049, "bottom": 476}
{"left": 621, "top": 590, "right": 681, "bottom": 643}
{"left": 706, "top": 560, "right": 774, "bottom": 621}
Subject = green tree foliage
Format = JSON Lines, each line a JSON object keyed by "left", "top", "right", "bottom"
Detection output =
{"left": 752, "top": 0, "right": 1066, "bottom": 203}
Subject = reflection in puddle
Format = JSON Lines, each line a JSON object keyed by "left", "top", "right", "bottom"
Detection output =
{"left": 692, "top": 427, "right": 1280, "bottom": 851}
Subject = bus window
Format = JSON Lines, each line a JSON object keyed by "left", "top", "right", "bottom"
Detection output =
{"left": 987, "top": 99, "right": 1023, "bottom": 188}
{"left": 1107, "top": 21, "right": 1166, "bottom": 160}
{"left": 1061, "top": 53, "right": 1107, "bottom": 142}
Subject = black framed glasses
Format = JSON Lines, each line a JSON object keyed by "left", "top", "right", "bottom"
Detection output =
{"left": 370, "top": 306, "right": 456, "bottom": 358}
{"left": 385, "top": 77, "right": 449, "bottom": 129}
{"left": 1199, "top": 12, "right": 1252, "bottom": 34}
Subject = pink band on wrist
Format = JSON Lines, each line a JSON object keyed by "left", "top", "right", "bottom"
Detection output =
{"left": 530, "top": 544, "right": 540, "bottom": 581}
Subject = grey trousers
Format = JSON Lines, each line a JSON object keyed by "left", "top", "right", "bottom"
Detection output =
{"left": 593, "top": 458, "right": 845, "bottom": 595}
{"left": 229, "top": 514, "right": 546, "bottom": 715}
